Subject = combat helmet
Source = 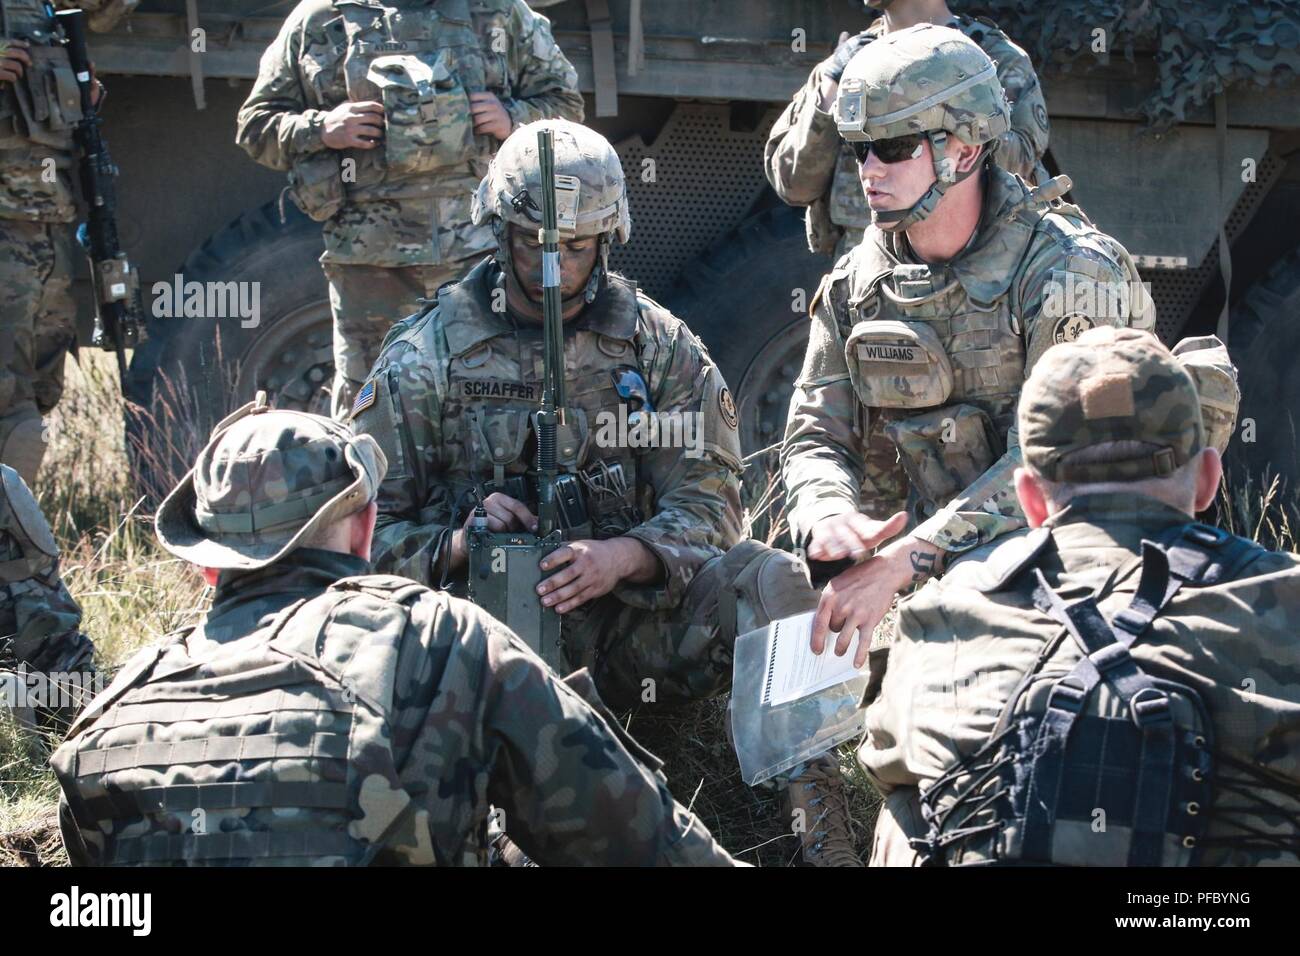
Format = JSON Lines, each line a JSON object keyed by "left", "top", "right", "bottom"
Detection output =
{"left": 834, "top": 24, "right": 1011, "bottom": 230}
{"left": 472, "top": 118, "right": 630, "bottom": 305}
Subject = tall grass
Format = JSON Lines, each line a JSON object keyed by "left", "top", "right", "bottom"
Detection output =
{"left": 0, "top": 351, "right": 208, "bottom": 865}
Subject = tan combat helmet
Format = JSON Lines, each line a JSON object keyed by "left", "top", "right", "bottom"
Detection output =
{"left": 472, "top": 118, "right": 630, "bottom": 304}
{"left": 834, "top": 24, "right": 1011, "bottom": 230}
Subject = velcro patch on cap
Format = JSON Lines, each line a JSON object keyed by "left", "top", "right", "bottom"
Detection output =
{"left": 1080, "top": 373, "right": 1134, "bottom": 420}
{"left": 350, "top": 379, "right": 377, "bottom": 418}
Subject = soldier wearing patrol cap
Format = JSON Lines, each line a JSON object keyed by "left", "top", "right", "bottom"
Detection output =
{"left": 766, "top": 0, "right": 1050, "bottom": 261}
{"left": 783, "top": 24, "right": 1161, "bottom": 677}
{"left": 350, "top": 119, "right": 818, "bottom": 714}
{"left": 0, "top": 462, "right": 95, "bottom": 739}
{"left": 50, "top": 395, "right": 738, "bottom": 866}
{"left": 858, "top": 326, "right": 1300, "bottom": 867}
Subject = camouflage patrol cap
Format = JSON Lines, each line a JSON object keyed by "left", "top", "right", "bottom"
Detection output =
{"left": 472, "top": 119, "right": 631, "bottom": 243}
{"left": 834, "top": 24, "right": 1011, "bottom": 145}
{"left": 1019, "top": 327, "right": 1206, "bottom": 483}
{"left": 155, "top": 394, "right": 388, "bottom": 570}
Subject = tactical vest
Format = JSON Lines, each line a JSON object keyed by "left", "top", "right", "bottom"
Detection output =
{"left": 823, "top": 180, "right": 1127, "bottom": 522}
{"left": 911, "top": 522, "right": 1269, "bottom": 866}
{"left": 429, "top": 267, "right": 653, "bottom": 538}
{"left": 50, "top": 576, "right": 486, "bottom": 866}
{"left": 0, "top": 0, "right": 81, "bottom": 220}
{"left": 290, "top": 0, "right": 498, "bottom": 219}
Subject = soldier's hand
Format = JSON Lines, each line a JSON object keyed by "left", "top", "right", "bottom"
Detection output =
{"left": 469, "top": 91, "right": 512, "bottom": 141}
{"left": 0, "top": 40, "right": 31, "bottom": 85}
{"left": 449, "top": 493, "right": 538, "bottom": 570}
{"left": 320, "top": 101, "right": 385, "bottom": 150}
{"left": 810, "top": 533, "right": 942, "bottom": 667}
{"left": 536, "top": 537, "right": 656, "bottom": 614}
{"left": 808, "top": 510, "right": 908, "bottom": 562}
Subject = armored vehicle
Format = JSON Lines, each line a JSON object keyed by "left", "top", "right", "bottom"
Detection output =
{"left": 75, "top": 1, "right": 1300, "bottom": 490}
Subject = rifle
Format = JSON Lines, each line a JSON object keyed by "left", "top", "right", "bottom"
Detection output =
{"left": 53, "top": 7, "right": 143, "bottom": 390}
{"left": 466, "top": 128, "right": 568, "bottom": 672}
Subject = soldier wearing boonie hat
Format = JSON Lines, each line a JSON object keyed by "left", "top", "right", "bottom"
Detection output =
{"left": 51, "top": 396, "right": 737, "bottom": 867}
{"left": 854, "top": 324, "right": 1300, "bottom": 868}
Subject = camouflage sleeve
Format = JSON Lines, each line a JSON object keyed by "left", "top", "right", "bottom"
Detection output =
{"left": 781, "top": 274, "right": 867, "bottom": 545}
{"left": 394, "top": 597, "right": 736, "bottom": 865}
{"left": 912, "top": 225, "right": 1156, "bottom": 556}
{"left": 350, "top": 341, "right": 457, "bottom": 587}
{"left": 617, "top": 315, "right": 743, "bottom": 611}
{"left": 763, "top": 62, "right": 842, "bottom": 207}
{"left": 986, "top": 31, "right": 1050, "bottom": 181}
{"left": 235, "top": 4, "right": 333, "bottom": 172}
{"left": 498, "top": 1, "right": 585, "bottom": 129}
{"left": 57, "top": 793, "right": 93, "bottom": 866}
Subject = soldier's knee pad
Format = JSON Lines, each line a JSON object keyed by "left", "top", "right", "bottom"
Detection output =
{"left": 0, "top": 408, "right": 49, "bottom": 487}
{"left": 715, "top": 541, "right": 820, "bottom": 643}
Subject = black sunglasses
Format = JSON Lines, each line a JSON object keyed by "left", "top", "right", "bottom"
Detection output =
{"left": 850, "top": 133, "right": 927, "bottom": 165}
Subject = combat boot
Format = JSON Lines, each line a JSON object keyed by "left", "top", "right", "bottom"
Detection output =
{"left": 785, "top": 754, "right": 864, "bottom": 867}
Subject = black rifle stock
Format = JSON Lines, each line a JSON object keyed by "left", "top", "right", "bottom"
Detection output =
{"left": 54, "top": 8, "right": 143, "bottom": 390}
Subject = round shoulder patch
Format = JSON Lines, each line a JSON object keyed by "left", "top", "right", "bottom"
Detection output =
{"left": 1053, "top": 314, "right": 1095, "bottom": 344}
{"left": 718, "top": 386, "right": 738, "bottom": 430}
{"left": 0, "top": 464, "right": 58, "bottom": 558}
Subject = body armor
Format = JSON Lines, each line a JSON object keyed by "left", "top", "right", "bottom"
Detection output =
{"left": 290, "top": 0, "right": 499, "bottom": 219}
{"left": 0, "top": 0, "right": 81, "bottom": 221}
{"left": 821, "top": 172, "right": 1141, "bottom": 523}
{"left": 51, "top": 575, "right": 490, "bottom": 866}
{"left": 912, "top": 522, "right": 1269, "bottom": 866}
{"left": 427, "top": 262, "right": 651, "bottom": 538}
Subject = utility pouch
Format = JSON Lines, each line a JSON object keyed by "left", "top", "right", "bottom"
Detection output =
{"left": 885, "top": 404, "right": 1000, "bottom": 510}
{"left": 288, "top": 151, "right": 345, "bottom": 222}
{"left": 368, "top": 50, "right": 476, "bottom": 175}
{"left": 845, "top": 319, "right": 953, "bottom": 409}
{"left": 12, "top": 45, "right": 81, "bottom": 149}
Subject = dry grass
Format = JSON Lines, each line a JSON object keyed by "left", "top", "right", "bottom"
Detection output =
{"left": 0, "top": 351, "right": 208, "bottom": 865}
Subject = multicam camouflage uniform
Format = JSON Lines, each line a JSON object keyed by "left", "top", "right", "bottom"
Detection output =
{"left": 765, "top": 10, "right": 1049, "bottom": 260}
{"left": 51, "top": 398, "right": 737, "bottom": 866}
{"left": 783, "top": 26, "right": 1157, "bottom": 557}
{"left": 0, "top": 0, "right": 136, "bottom": 485}
{"left": 860, "top": 327, "right": 1300, "bottom": 867}
{"left": 353, "top": 121, "right": 764, "bottom": 710}
{"left": 236, "top": 0, "right": 584, "bottom": 415}
{"left": 0, "top": 463, "right": 95, "bottom": 734}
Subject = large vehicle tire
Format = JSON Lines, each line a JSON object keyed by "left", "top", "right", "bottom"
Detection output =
{"left": 666, "top": 205, "right": 833, "bottom": 460}
{"left": 126, "top": 202, "right": 333, "bottom": 499}
{"left": 1229, "top": 246, "right": 1300, "bottom": 493}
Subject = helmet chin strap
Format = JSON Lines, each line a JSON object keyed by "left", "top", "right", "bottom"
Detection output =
{"left": 873, "top": 130, "right": 982, "bottom": 232}
{"left": 493, "top": 220, "right": 612, "bottom": 316}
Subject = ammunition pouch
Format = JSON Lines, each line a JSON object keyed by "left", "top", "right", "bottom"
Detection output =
{"left": 846, "top": 319, "right": 953, "bottom": 410}
{"left": 885, "top": 404, "right": 1000, "bottom": 515}
{"left": 9, "top": 44, "right": 81, "bottom": 150}
{"left": 288, "top": 151, "right": 346, "bottom": 222}
{"left": 368, "top": 51, "right": 477, "bottom": 176}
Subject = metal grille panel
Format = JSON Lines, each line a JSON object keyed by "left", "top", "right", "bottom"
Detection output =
{"left": 609, "top": 104, "right": 777, "bottom": 300}
{"left": 1145, "top": 150, "right": 1285, "bottom": 342}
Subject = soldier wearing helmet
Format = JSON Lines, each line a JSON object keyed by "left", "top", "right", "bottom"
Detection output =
{"left": 782, "top": 25, "right": 1179, "bottom": 673}
{"left": 351, "top": 119, "right": 799, "bottom": 712}
{"left": 766, "top": 0, "right": 1051, "bottom": 260}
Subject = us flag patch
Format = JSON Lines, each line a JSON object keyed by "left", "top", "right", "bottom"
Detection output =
{"left": 350, "top": 379, "right": 377, "bottom": 418}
